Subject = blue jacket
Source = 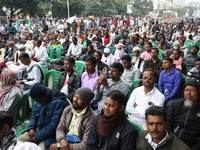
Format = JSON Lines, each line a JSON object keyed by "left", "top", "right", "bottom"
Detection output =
{"left": 27, "top": 89, "right": 69, "bottom": 149}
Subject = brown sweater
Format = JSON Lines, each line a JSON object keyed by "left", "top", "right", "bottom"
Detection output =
{"left": 56, "top": 106, "right": 95, "bottom": 150}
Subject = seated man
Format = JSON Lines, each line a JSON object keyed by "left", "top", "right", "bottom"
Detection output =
{"left": 0, "top": 111, "right": 22, "bottom": 149}
{"left": 67, "top": 37, "right": 82, "bottom": 58}
{"left": 158, "top": 57, "right": 182, "bottom": 105}
{"left": 93, "top": 51, "right": 108, "bottom": 78}
{"left": 0, "top": 68, "right": 22, "bottom": 121}
{"left": 87, "top": 90, "right": 138, "bottom": 149}
{"left": 141, "top": 42, "right": 152, "bottom": 61}
{"left": 18, "top": 52, "right": 43, "bottom": 89}
{"left": 167, "top": 78, "right": 200, "bottom": 149}
{"left": 171, "top": 49, "right": 187, "bottom": 75}
{"left": 79, "top": 44, "right": 95, "bottom": 61}
{"left": 56, "top": 57, "right": 81, "bottom": 102}
{"left": 137, "top": 106, "right": 191, "bottom": 150}
{"left": 4, "top": 41, "right": 18, "bottom": 66}
{"left": 101, "top": 48, "right": 115, "bottom": 67}
{"left": 18, "top": 83, "right": 69, "bottom": 150}
{"left": 126, "top": 68, "right": 165, "bottom": 129}
{"left": 121, "top": 55, "right": 140, "bottom": 87}
{"left": 132, "top": 47, "right": 144, "bottom": 74}
{"left": 143, "top": 48, "right": 163, "bottom": 79}
{"left": 50, "top": 87, "right": 95, "bottom": 150}
{"left": 183, "top": 46, "right": 199, "bottom": 72}
{"left": 95, "top": 62, "right": 129, "bottom": 113}
{"left": 33, "top": 40, "right": 48, "bottom": 65}
{"left": 187, "top": 57, "right": 200, "bottom": 80}
{"left": 81, "top": 56, "right": 98, "bottom": 92}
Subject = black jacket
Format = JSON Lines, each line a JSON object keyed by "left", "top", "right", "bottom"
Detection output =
{"left": 87, "top": 114, "right": 138, "bottom": 150}
{"left": 167, "top": 99, "right": 200, "bottom": 149}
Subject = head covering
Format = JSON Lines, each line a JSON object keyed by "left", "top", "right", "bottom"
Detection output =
{"left": 18, "top": 44, "right": 25, "bottom": 50}
{"left": 132, "top": 47, "right": 141, "bottom": 52}
{"left": 104, "top": 48, "right": 110, "bottom": 54}
{"left": 115, "top": 43, "right": 124, "bottom": 48}
{"left": 184, "top": 78, "right": 200, "bottom": 100}
{"left": 0, "top": 68, "right": 23, "bottom": 105}
{"left": 172, "top": 43, "right": 180, "bottom": 50}
{"left": 29, "top": 83, "right": 50, "bottom": 101}
{"left": 75, "top": 87, "right": 94, "bottom": 105}
{"left": 151, "top": 35, "right": 156, "bottom": 39}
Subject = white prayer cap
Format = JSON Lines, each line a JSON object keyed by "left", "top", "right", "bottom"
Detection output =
{"left": 104, "top": 48, "right": 110, "bottom": 53}
{"left": 17, "top": 44, "right": 25, "bottom": 50}
{"left": 132, "top": 47, "right": 141, "bottom": 52}
{"left": 115, "top": 43, "right": 124, "bottom": 48}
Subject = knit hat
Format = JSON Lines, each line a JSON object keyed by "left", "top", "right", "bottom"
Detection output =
{"left": 75, "top": 87, "right": 94, "bottom": 105}
{"left": 104, "top": 48, "right": 110, "bottom": 54}
{"left": 184, "top": 78, "right": 200, "bottom": 101}
{"left": 29, "top": 83, "right": 50, "bottom": 101}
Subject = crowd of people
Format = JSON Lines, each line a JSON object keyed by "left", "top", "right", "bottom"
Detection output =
{"left": 0, "top": 15, "right": 200, "bottom": 150}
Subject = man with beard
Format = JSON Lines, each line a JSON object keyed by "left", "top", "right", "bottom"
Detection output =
{"left": 136, "top": 106, "right": 191, "bottom": 150}
{"left": 141, "top": 42, "right": 152, "bottom": 61}
{"left": 167, "top": 78, "right": 200, "bottom": 149}
{"left": 94, "top": 62, "right": 129, "bottom": 114}
{"left": 126, "top": 68, "right": 165, "bottom": 129}
{"left": 87, "top": 90, "right": 138, "bottom": 150}
{"left": 49, "top": 87, "right": 95, "bottom": 150}
{"left": 132, "top": 47, "right": 144, "bottom": 74}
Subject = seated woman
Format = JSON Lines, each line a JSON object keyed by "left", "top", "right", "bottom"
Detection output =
{"left": 0, "top": 68, "right": 23, "bottom": 121}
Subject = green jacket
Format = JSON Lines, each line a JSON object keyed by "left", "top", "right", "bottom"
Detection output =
{"left": 136, "top": 130, "right": 191, "bottom": 150}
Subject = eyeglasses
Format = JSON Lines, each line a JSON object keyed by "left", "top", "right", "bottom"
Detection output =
{"left": 142, "top": 77, "right": 154, "bottom": 80}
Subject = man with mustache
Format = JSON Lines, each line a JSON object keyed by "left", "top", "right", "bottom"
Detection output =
{"left": 50, "top": 87, "right": 95, "bottom": 150}
{"left": 136, "top": 106, "right": 191, "bottom": 150}
{"left": 87, "top": 90, "right": 138, "bottom": 150}
{"left": 167, "top": 78, "right": 200, "bottom": 149}
{"left": 126, "top": 68, "right": 165, "bottom": 129}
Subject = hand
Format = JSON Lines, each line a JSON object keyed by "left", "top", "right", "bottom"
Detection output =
{"left": 15, "top": 62, "right": 20, "bottom": 66}
{"left": 28, "top": 129, "right": 36, "bottom": 139}
{"left": 96, "top": 77, "right": 102, "bottom": 90}
{"left": 134, "top": 103, "right": 138, "bottom": 108}
{"left": 99, "top": 77, "right": 109, "bottom": 89}
{"left": 60, "top": 139, "right": 72, "bottom": 150}
{"left": 31, "top": 137, "right": 37, "bottom": 144}
{"left": 49, "top": 143, "right": 59, "bottom": 150}
{"left": 18, "top": 80, "right": 25, "bottom": 84}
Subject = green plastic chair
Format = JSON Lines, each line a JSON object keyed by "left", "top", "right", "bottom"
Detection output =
{"left": 128, "top": 119, "right": 144, "bottom": 132}
{"left": 45, "top": 70, "right": 63, "bottom": 89}
{"left": 47, "top": 46, "right": 55, "bottom": 60}
{"left": 152, "top": 45, "right": 158, "bottom": 48}
{"left": 130, "top": 79, "right": 142, "bottom": 94}
{"left": 75, "top": 61, "right": 85, "bottom": 75}
{"left": 182, "top": 74, "right": 188, "bottom": 83}
{"left": 49, "top": 46, "right": 63, "bottom": 61}
{"left": 15, "top": 120, "right": 30, "bottom": 138}
{"left": 41, "top": 65, "right": 49, "bottom": 85}
{"left": 195, "top": 43, "right": 200, "bottom": 49}
{"left": 109, "top": 47, "right": 115, "bottom": 53}
{"left": 16, "top": 91, "right": 29, "bottom": 123}
{"left": 158, "top": 49, "right": 165, "bottom": 60}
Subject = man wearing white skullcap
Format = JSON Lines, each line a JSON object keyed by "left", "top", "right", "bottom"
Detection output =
{"left": 101, "top": 48, "right": 115, "bottom": 67}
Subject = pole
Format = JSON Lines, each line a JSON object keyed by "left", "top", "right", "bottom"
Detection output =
{"left": 67, "top": 0, "right": 70, "bottom": 19}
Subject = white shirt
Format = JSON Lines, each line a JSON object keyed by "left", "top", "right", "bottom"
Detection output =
{"left": 24, "top": 61, "right": 42, "bottom": 86}
{"left": 61, "top": 74, "right": 69, "bottom": 95}
{"left": 145, "top": 130, "right": 169, "bottom": 150}
{"left": 126, "top": 86, "right": 165, "bottom": 125}
{"left": 67, "top": 43, "right": 82, "bottom": 56}
{"left": 101, "top": 54, "right": 114, "bottom": 67}
{"left": 35, "top": 45, "right": 48, "bottom": 65}
{"left": 57, "top": 24, "right": 64, "bottom": 33}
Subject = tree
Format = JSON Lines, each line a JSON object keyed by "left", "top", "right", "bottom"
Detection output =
{"left": 132, "top": 0, "right": 153, "bottom": 16}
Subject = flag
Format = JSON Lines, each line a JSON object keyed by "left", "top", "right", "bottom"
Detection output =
{"left": 26, "top": 14, "right": 33, "bottom": 30}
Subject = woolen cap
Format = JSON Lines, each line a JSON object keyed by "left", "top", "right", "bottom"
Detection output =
{"left": 29, "top": 83, "right": 50, "bottom": 101}
{"left": 184, "top": 78, "right": 200, "bottom": 100}
{"left": 75, "top": 87, "right": 94, "bottom": 105}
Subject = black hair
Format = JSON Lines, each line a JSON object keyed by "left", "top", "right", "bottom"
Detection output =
{"left": 36, "top": 39, "right": 42, "bottom": 45}
{"left": 19, "top": 52, "right": 30, "bottom": 59}
{"left": 0, "top": 111, "right": 13, "bottom": 130}
{"left": 106, "top": 90, "right": 126, "bottom": 106}
{"left": 163, "top": 57, "right": 173, "bottom": 64}
{"left": 94, "top": 51, "right": 103, "bottom": 59}
{"left": 72, "top": 37, "right": 78, "bottom": 41}
{"left": 121, "top": 55, "right": 132, "bottom": 62}
{"left": 195, "top": 57, "right": 200, "bottom": 62}
{"left": 110, "top": 62, "right": 124, "bottom": 73}
{"left": 193, "top": 46, "right": 199, "bottom": 51}
{"left": 152, "top": 48, "right": 159, "bottom": 53}
{"left": 146, "top": 42, "right": 152, "bottom": 47}
{"left": 143, "top": 68, "right": 157, "bottom": 77}
{"left": 85, "top": 56, "right": 97, "bottom": 65}
{"left": 173, "top": 49, "right": 181, "bottom": 55}
{"left": 145, "top": 106, "right": 167, "bottom": 122}
{"left": 64, "top": 57, "right": 75, "bottom": 65}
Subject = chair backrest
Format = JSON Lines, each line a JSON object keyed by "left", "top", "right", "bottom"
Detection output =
{"left": 16, "top": 91, "right": 29, "bottom": 123}
{"left": 45, "top": 70, "right": 63, "bottom": 89}
{"left": 128, "top": 119, "right": 144, "bottom": 132}
{"left": 109, "top": 47, "right": 115, "bottom": 54}
{"left": 195, "top": 43, "right": 200, "bottom": 49}
{"left": 130, "top": 79, "right": 142, "bottom": 94}
{"left": 41, "top": 65, "right": 49, "bottom": 85}
{"left": 75, "top": 61, "right": 85, "bottom": 75}
{"left": 48, "top": 46, "right": 55, "bottom": 59}
{"left": 152, "top": 45, "right": 158, "bottom": 48}
{"left": 55, "top": 46, "right": 63, "bottom": 59}
{"left": 158, "top": 49, "right": 165, "bottom": 60}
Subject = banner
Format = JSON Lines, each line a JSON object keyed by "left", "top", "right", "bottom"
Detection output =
{"left": 127, "top": 5, "right": 133, "bottom": 14}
